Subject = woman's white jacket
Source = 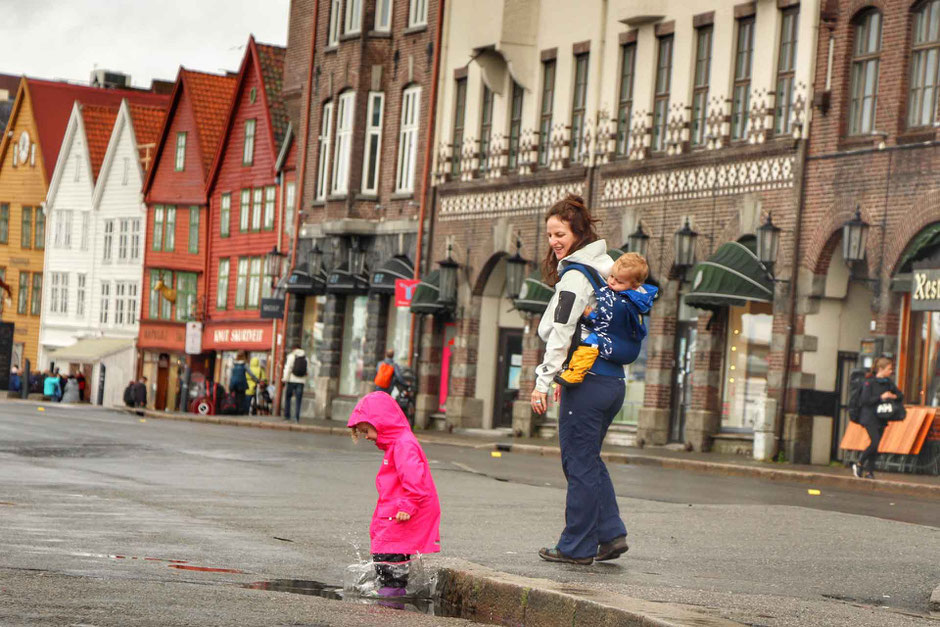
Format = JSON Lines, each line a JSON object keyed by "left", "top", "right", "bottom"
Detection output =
{"left": 534, "top": 240, "right": 613, "bottom": 393}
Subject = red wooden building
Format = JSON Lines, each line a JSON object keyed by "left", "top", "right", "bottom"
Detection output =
{"left": 139, "top": 69, "right": 237, "bottom": 410}
{"left": 204, "top": 38, "right": 294, "bottom": 391}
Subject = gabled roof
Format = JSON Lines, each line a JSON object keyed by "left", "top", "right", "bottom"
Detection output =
{"left": 143, "top": 68, "right": 237, "bottom": 195}
{"left": 127, "top": 102, "right": 167, "bottom": 174}
{"left": 256, "top": 42, "right": 288, "bottom": 149}
{"left": 206, "top": 37, "right": 288, "bottom": 191}
{"left": 80, "top": 104, "right": 119, "bottom": 181}
{"left": 20, "top": 78, "right": 168, "bottom": 181}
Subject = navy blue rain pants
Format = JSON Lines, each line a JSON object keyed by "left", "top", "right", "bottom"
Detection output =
{"left": 556, "top": 373, "right": 627, "bottom": 559}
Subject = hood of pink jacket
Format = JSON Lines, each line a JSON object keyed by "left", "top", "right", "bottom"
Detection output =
{"left": 347, "top": 392, "right": 441, "bottom": 555}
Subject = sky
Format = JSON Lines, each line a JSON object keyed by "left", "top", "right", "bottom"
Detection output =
{"left": 1, "top": 0, "right": 291, "bottom": 87}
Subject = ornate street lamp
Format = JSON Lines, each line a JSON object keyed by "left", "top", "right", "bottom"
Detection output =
{"left": 842, "top": 206, "right": 870, "bottom": 263}
{"left": 307, "top": 242, "right": 323, "bottom": 275}
{"left": 504, "top": 238, "right": 528, "bottom": 300}
{"left": 438, "top": 243, "right": 459, "bottom": 306}
{"left": 674, "top": 218, "right": 698, "bottom": 270}
{"left": 756, "top": 212, "right": 782, "bottom": 268}
{"left": 265, "top": 246, "right": 287, "bottom": 289}
{"left": 627, "top": 223, "right": 650, "bottom": 259}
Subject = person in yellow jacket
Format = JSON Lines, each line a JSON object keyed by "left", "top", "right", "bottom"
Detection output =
{"left": 246, "top": 357, "right": 266, "bottom": 414}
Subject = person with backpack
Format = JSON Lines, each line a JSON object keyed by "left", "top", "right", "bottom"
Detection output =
{"left": 851, "top": 356, "right": 904, "bottom": 480}
{"left": 229, "top": 352, "right": 249, "bottom": 414}
{"left": 246, "top": 357, "right": 266, "bottom": 415}
{"left": 374, "top": 349, "right": 403, "bottom": 394}
{"left": 529, "top": 194, "right": 631, "bottom": 566}
{"left": 282, "top": 344, "right": 307, "bottom": 422}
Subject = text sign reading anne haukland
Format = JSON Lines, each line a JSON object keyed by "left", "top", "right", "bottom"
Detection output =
{"left": 912, "top": 269, "right": 940, "bottom": 311}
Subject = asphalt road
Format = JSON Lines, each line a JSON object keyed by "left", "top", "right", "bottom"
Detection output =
{"left": 0, "top": 399, "right": 937, "bottom": 627}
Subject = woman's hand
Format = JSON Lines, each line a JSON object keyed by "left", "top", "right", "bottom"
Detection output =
{"left": 395, "top": 511, "right": 411, "bottom": 521}
{"left": 531, "top": 389, "right": 547, "bottom": 415}
{"left": 881, "top": 391, "right": 897, "bottom": 400}
{"left": 553, "top": 384, "right": 561, "bottom": 403}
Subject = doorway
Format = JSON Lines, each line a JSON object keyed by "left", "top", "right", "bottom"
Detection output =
{"left": 832, "top": 351, "right": 858, "bottom": 461}
{"left": 669, "top": 321, "right": 697, "bottom": 443}
{"left": 156, "top": 353, "right": 169, "bottom": 410}
{"left": 493, "top": 329, "right": 523, "bottom": 429}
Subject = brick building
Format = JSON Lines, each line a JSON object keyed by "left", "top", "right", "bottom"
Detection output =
{"left": 282, "top": 0, "right": 441, "bottom": 419}
{"left": 422, "top": 0, "right": 821, "bottom": 460}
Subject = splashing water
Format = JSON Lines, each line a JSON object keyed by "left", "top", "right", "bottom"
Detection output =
{"left": 343, "top": 553, "right": 436, "bottom": 600}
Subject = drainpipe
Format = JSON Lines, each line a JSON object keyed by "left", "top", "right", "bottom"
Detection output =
{"left": 408, "top": 0, "right": 446, "bottom": 368}
{"left": 275, "top": 0, "right": 320, "bottom": 416}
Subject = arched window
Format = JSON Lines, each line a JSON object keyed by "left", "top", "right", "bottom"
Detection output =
{"left": 849, "top": 9, "right": 882, "bottom": 135}
{"left": 908, "top": 0, "right": 940, "bottom": 128}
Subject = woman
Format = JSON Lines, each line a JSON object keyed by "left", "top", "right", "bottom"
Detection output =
{"left": 530, "top": 194, "right": 629, "bottom": 566}
{"left": 853, "top": 357, "right": 902, "bottom": 480}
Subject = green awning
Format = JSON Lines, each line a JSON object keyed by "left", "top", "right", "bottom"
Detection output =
{"left": 410, "top": 270, "right": 447, "bottom": 315}
{"left": 514, "top": 270, "right": 553, "bottom": 314}
{"left": 896, "top": 222, "right": 940, "bottom": 274}
{"left": 370, "top": 255, "right": 414, "bottom": 294}
{"left": 685, "top": 241, "right": 774, "bottom": 310}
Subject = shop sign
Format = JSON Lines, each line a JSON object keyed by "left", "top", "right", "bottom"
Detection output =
{"left": 185, "top": 321, "right": 203, "bottom": 355}
{"left": 911, "top": 269, "right": 940, "bottom": 311}
{"left": 206, "top": 325, "right": 270, "bottom": 350}
{"left": 260, "top": 297, "right": 285, "bottom": 319}
{"left": 395, "top": 279, "right": 420, "bottom": 307}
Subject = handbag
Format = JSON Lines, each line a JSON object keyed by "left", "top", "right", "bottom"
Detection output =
{"left": 875, "top": 399, "right": 906, "bottom": 422}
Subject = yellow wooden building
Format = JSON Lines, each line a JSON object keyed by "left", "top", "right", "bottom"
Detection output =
{"left": 0, "top": 78, "right": 167, "bottom": 371}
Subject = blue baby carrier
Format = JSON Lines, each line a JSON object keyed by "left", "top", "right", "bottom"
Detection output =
{"left": 559, "top": 262, "right": 658, "bottom": 368}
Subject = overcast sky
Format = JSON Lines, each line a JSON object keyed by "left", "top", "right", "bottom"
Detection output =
{"left": 2, "top": 0, "right": 290, "bottom": 87}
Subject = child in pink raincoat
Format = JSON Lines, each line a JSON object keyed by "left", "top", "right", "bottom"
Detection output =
{"left": 347, "top": 392, "right": 441, "bottom": 594}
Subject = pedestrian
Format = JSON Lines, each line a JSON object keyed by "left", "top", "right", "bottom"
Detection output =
{"left": 56, "top": 369, "right": 67, "bottom": 402}
{"left": 230, "top": 352, "right": 249, "bottom": 415}
{"left": 347, "top": 392, "right": 441, "bottom": 595}
{"left": 246, "top": 356, "right": 265, "bottom": 415}
{"left": 133, "top": 376, "right": 148, "bottom": 416}
{"left": 43, "top": 371, "right": 61, "bottom": 402}
{"left": 281, "top": 344, "right": 307, "bottom": 423}
{"left": 62, "top": 375, "right": 80, "bottom": 403}
{"left": 530, "top": 194, "right": 631, "bottom": 566}
{"left": 373, "top": 349, "right": 403, "bottom": 394}
{"left": 76, "top": 371, "right": 86, "bottom": 402}
{"left": 9, "top": 364, "right": 20, "bottom": 393}
{"left": 852, "top": 357, "right": 903, "bottom": 480}
{"left": 123, "top": 380, "right": 136, "bottom": 408}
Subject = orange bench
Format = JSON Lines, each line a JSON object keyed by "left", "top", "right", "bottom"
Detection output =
{"left": 839, "top": 406, "right": 936, "bottom": 455}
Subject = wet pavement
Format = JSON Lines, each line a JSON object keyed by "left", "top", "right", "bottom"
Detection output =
{"left": 0, "top": 399, "right": 938, "bottom": 626}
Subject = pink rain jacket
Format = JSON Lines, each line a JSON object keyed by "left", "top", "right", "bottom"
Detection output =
{"left": 347, "top": 392, "right": 441, "bottom": 555}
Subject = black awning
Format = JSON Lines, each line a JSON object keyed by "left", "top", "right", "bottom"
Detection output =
{"left": 370, "top": 255, "right": 415, "bottom": 294}
{"left": 685, "top": 241, "right": 774, "bottom": 311}
{"left": 326, "top": 263, "right": 370, "bottom": 295}
{"left": 284, "top": 268, "right": 327, "bottom": 296}
{"left": 409, "top": 270, "right": 448, "bottom": 315}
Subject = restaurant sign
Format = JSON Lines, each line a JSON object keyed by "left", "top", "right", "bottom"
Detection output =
{"left": 911, "top": 269, "right": 940, "bottom": 311}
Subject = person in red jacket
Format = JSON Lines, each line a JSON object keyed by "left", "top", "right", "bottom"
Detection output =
{"left": 347, "top": 392, "right": 441, "bottom": 596}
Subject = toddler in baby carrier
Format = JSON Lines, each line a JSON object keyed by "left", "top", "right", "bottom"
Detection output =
{"left": 555, "top": 252, "right": 657, "bottom": 387}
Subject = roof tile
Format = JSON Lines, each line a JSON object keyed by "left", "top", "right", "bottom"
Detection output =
{"left": 255, "top": 43, "right": 288, "bottom": 149}
{"left": 127, "top": 102, "right": 168, "bottom": 175}
{"left": 80, "top": 104, "right": 119, "bottom": 181}
{"left": 181, "top": 70, "right": 238, "bottom": 175}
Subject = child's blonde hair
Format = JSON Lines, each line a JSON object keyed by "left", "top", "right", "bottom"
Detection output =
{"left": 612, "top": 252, "right": 649, "bottom": 285}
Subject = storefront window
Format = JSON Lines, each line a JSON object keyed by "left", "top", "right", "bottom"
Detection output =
{"left": 901, "top": 305, "right": 940, "bottom": 405}
{"left": 385, "top": 303, "right": 412, "bottom": 360}
{"left": 721, "top": 301, "right": 773, "bottom": 431}
{"left": 302, "top": 296, "right": 326, "bottom": 390}
{"left": 339, "top": 295, "right": 369, "bottom": 396}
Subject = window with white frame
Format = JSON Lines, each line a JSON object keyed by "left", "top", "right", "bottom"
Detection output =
{"left": 478, "top": 85, "right": 494, "bottom": 173}
{"left": 220, "top": 193, "right": 231, "bottom": 237}
{"left": 100, "top": 281, "right": 111, "bottom": 325}
{"left": 175, "top": 273, "right": 197, "bottom": 321}
{"left": 236, "top": 258, "right": 249, "bottom": 308}
{"left": 408, "top": 0, "right": 427, "bottom": 27}
{"left": 118, "top": 219, "right": 130, "bottom": 261}
{"left": 76, "top": 274, "right": 86, "bottom": 318}
{"left": 652, "top": 36, "right": 673, "bottom": 151}
{"left": 175, "top": 132, "right": 186, "bottom": 171}
{"left": 507, "top": 81, "right": 524, "bottom": 170}
{"left": 263, "top": 186, "right": 276, "bottom": 230}
{"left": 115, "top": 282, "right": 126, "bottom": 325}
{"left": 240, "top": 189, "right": 251, "bottom": 231}
{"left": 396, "top": 85, "right": 420, "bottom": 192}
{"left": 731, "top": 17, "right": 755, "bottom": 141}
{"left": 849, "top": 10, "right": 882, "bottom": 135}
{"left": 243, "top": 119, "right": 256, "bottom": 165}
{"left": 375, "top": 0, "right": 392, "bottom": 31}
{"left": 316, "top": 102, "right": 333, "bottom": 200}
{"left": 345, "top": 0, "right": 362, "bottom": 33}
{"left": 570, "top": 53, "right": 590, "bottom": 162}
{"left": 328, "top": 0, "right": 341, "bottom": 45}
{"left": 248, "top": 257, "right": 262, "bottom": 308}
{"left": 114, "top": 282, "right": 138, "bottom": 326}
{"left": 130, "top": 219, "right": 141, "bottom": 261}
{"left": 217, "top": 258, "right": 230, "bottom": 310}
{"left": 774, "top": 7, "right": 799, "bottom": 136}
{"left": 361, "top": 92, "right": 384, "bottom": 194}
{"left": 331, "top": 91, "right": 355, "bottom": 195}
{"left": 103, "top": 220, "right": 114, "bottom": 263}
{"left": 49, "top": 272, "right": 69, "bottom": 315}
{"left": 53, "top": 210, "right": 73, "bottom": 248}
{"left": 251, "top": 188, "right": 263, "bottom": 231}
{"left": 284, "top": 181, "right": 296, "bottom": 236}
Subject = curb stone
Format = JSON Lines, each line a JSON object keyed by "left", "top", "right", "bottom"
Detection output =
{"left": 931, "top": 583, "right": 940, "bottom": 614}
{"left": 435, "top": 559, "right": 743, "bottom": 626}
{"left": 107, "top": 406, "right": 940, "bottom": 500}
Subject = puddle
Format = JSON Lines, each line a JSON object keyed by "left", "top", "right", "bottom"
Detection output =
{"left": 243, "top": 578, "right": 450, "bottom": 615}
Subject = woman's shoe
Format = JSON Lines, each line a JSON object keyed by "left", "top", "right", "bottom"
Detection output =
{"left": 864, "top": 471, "right": 875, "bottom": 479}
{"left": 851, "top": 462, "right": 862, "bottom": 478}
{"left": 596, "top": 535, "right": 629, "bottom": 562}
{"left": 538, "top": 547, "right": 593, "bottom": 565}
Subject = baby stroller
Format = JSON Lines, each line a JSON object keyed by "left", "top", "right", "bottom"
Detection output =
{"left": 250, "top": 379, "right": 272, "bottom": 416}
{"left": 393, "top": 367, "right": 417, "bottom": 428}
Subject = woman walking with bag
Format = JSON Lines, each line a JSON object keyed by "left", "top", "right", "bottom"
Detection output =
{"left": 529, "top": 194, "right": 630, "bottom": 565}
{"left": 852, "top": 357, "right": 903, "bottom": 480}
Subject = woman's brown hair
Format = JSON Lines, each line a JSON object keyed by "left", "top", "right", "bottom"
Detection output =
{"left": 868, "top": 356, "right": 893, "bottom": 378}
{"left": 541, "top": 194, "right": 600, "bottom": 285}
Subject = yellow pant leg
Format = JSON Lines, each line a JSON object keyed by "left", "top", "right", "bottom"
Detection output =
{"left": 555, "top": 346, "right": 600, "bottom": 387}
